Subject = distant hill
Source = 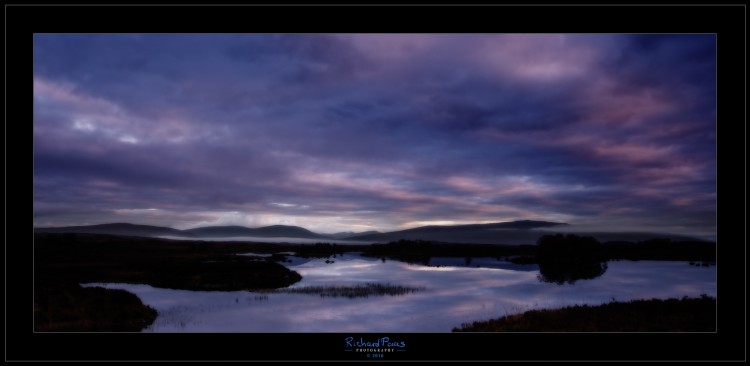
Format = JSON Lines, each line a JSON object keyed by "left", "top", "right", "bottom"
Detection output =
{"left": 252, "top": 225, "right": 325, "bottom": 238}
{"left": 33, "top": 220, "right": 705, "bottom": 244}
{"left": 348, "top": 220, "right": 569, "bottom": 244}
{"left": 561, "top": 231, "right": 705, "bottom": 243}
{"left": 327, "top": 230, "right": 381, "bottom": 239}
{"left": 32, "top": 220, "right": 569, "bottom": 243}
{"left": 34, "top": 223, "right": 329, "bottom": 240}
{"left": 185, "top": 225, "right": 324, "bottom": 239}
{"left": 34, "top": 223, "right": 192, "bottom": 238}
{"left": 396, "top": 220, "right": 566, "bottom": 234}
{"left": 182, "top": 225, "right": 260, "bottom": 237}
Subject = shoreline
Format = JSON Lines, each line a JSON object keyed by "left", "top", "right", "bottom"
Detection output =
{"left": 453, "top": 296, "right": 716, "bottom": 332}
{"left": 34, "top": 232, "right": 716, "bottom": 332}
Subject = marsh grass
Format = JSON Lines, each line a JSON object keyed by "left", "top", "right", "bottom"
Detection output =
{"left": 453, "top": 295, "right": 716, "bottom": 332}
{"left": 262, "top": 283, "right": 424, "bottom": 298}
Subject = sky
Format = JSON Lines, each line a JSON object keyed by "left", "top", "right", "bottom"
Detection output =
{"left": 33, "top": 34, "right": 716, "bottom": 238}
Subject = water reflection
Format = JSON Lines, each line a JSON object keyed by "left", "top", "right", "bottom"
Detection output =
{"left": 271, "top": 283, "right": 423, "bottom": 298}
{"left": 537, "top": 259, "right": 608, "bottom": 285}
{"left": 424, "top": 257, "right": 538, "bottom": 272}
{"left": 86, "top": 254, "right": 716, "bottom": 332}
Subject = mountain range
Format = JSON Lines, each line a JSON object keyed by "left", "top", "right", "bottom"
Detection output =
{"left": 33, "top": 220, "right": 703, "bottom": 244}
{"left": 347, "top": 220, "right": 568, "bottom": 243}
{"left": 33, "top": 223, "right": 191, "bottom": 238}
{"left": 183, "top": 225, "right": 324, "bottom": 239}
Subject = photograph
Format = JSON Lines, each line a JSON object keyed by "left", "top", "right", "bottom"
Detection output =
{"left": 8, "top": 4, "right": 746, "bottom": 362}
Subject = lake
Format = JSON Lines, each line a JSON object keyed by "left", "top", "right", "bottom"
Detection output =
{"left": 84, "top": 253, "right": 716, "bottom": 332}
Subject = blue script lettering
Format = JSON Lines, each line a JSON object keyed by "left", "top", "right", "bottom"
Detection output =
{"left": 345, "top": 336, "right": 406, "bottom": 348}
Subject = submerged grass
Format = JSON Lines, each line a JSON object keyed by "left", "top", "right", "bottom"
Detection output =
{"left": 264, "top": 283, "right": 424, "bottom": 298}
{"left": 453, "top": 295, "right": 716, "bottom": 332}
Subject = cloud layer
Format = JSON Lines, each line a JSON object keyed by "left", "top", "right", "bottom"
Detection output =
{"left": 33, "top": 34, "right": 716, "bottom": 237}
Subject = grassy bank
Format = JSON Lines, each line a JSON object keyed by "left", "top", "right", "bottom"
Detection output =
{"left": 35, "top": 233, "right": 303, "bottom": 291}
{"left": 35, "top": 233, "right": 304, "bottom": 331}
{"left": 453, "top": 296, "right": 716, "bottom": 332}
{"left": 34, "top": 283, "right": 157, "bottom": 332}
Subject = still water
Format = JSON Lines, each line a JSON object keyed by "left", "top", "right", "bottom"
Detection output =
{"left": 85, "top": 254, "right": 716, "bottom": 332}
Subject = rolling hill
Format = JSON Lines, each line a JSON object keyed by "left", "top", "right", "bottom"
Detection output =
{"left": 347, "top": 220, "right": 569, "bottom": 244}
{"left": 184, "top": 225, "right": 324, "bottom": 239}
{"left": 33, "top": 223, "right": 193, "bottom": 238}
{"left": 34, "top": 223, "right": 325, "bottom": 240}
{"left": 33, "top": 220, "right": 705, "bottom": 244}
{"left": 327, "top": 230, "right": 381, "bottom": 239}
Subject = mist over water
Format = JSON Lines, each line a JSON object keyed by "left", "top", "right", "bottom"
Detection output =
{"left": 156, "top": 236, "right": 377, "bottom": 245}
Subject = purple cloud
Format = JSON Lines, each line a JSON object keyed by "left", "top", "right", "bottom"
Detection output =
{"left": 33, "top": 34, "right": 716, "bottom": 237}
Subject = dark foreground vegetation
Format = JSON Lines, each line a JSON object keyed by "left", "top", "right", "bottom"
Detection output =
{"left": 34, "top": 283, "right": 157, "bottom": 332}
{"left": 453, "top": 295, "right": 716, "bottom": 332}
{"left": 36, "top": 233, "right": 302, "bottom": 291}
{"left": 35, "top": 233, "right": 303, "bottom": 331}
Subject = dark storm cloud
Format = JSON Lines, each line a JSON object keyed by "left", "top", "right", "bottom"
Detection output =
{"left": 33, "top": 34, "right": 716, "bottom": 236}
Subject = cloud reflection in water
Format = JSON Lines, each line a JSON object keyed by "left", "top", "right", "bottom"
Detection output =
{"left": 86, "top": 254, "right": 716, "bottom": 332}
